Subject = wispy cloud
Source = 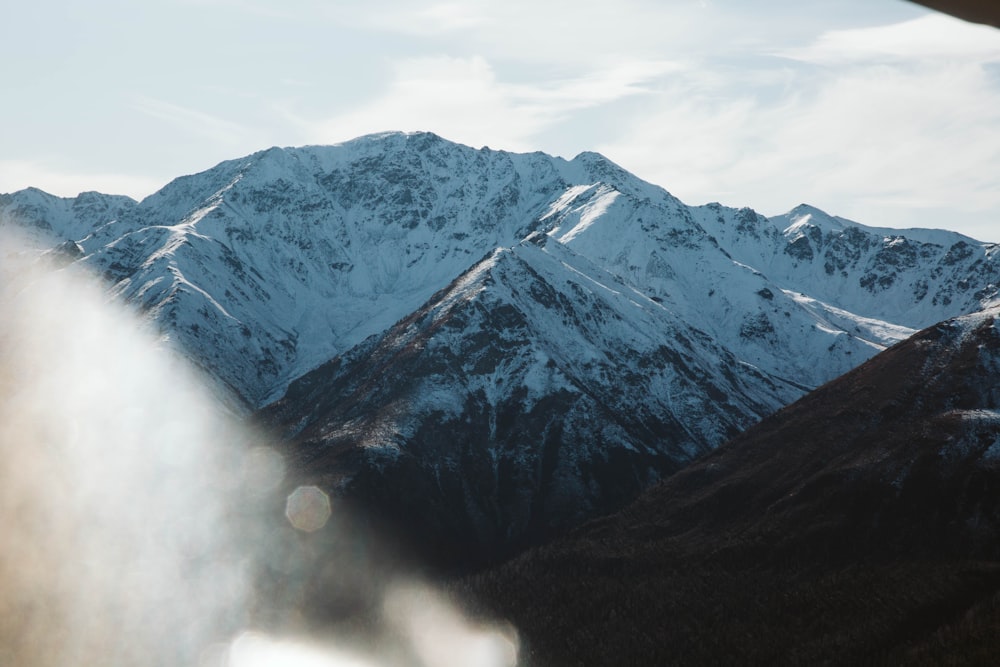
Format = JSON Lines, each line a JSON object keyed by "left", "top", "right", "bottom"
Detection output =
{"left": 132, "top": 96, "right": 253, "bottom": 146}
{"left": 775, "top": 13, "right": 1000, "bottom": 64}
{"left": 350, "top": 0, "right": 712, "bottom": 66}
{"left": 371, "top": 1, "right": 490, "bottom": 34}
{"left": 305, "top": 55, "right": 680, "bottom": 151}
{"left": 596, "top": 13, "right": 1000, "bottom": 239}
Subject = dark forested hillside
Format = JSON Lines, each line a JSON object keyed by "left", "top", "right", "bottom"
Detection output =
{"left": 460, "top": 308, "right": 1000, "bottom": 665}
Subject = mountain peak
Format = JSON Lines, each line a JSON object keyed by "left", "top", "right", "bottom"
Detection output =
{"left": 567, "top": 150, "right": 668, "bottom": 200}
{"left": 779, "top": 202, "right": 849, "bottom": 234}
{"left": 322, "top": 130, "right": 460, "bottom": 159}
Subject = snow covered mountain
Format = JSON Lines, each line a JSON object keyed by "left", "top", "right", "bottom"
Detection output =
{"left": 3, "top": 132, "right": 996, "bottom": 409}
{"left": 262, "top": 232, "right": 801, "bottom": 563}
{"left": 0, "top": 187, "right": 137, "bottom": 258}
{"left": 3, "top": 131, "right": 999, "bottom": 557}
{"left": 699, "top": 202, "right": 999, "bottom": 327}
{"left": 6, "top": 133, "right": 695, "bottom": 406}
{"left": 543, "top": 185, "right": 999, "bottom": 389}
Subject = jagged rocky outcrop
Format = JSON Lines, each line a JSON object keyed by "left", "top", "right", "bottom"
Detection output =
{"left": 699, "top": 202, "right": 1000, "bottom": 326}
{"left": 0, "top": 187, "right": 137, "bottom": 246}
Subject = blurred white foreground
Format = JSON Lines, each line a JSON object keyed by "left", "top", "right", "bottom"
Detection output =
{"left": 0, "top": 239, "right": 517, "bottom": 666}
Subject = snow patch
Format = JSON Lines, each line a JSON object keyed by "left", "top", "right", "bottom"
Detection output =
{"left": 431, "top": 250, "right": 500, "bottom": 322}
{"left": 555, "top": 187, "right": 621, "bottom": 244}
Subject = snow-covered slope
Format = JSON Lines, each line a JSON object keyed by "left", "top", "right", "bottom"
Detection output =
{"left": 63, "top": 133, "right": 662, "bottom": 406}
{"left": 263, "top": 232, "right": 801, "bottom": 563}
{"left": 0, "top": 188, "right": 137, "bottom": 249}
{"left": 4, "top": 133, "right": 996, "bottom": 411}
{"left": 544, "top": 187, "right": 998, "bottom": 390}
{"left": 543, "top": 186, "right": 899, "bottom": 389}
{"left": 695, "top": 202, "right": 1000, "bottom": 327}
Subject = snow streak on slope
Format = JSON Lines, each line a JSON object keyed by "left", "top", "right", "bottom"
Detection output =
{"left": 545, "top": 182, "right": 894, "bottom": 389}
{"left": 781, "top": 290, "right": 917, "bottom": 349}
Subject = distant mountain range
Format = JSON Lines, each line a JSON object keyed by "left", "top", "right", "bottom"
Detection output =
{"left": 3, "top": 131, "right": 998, "bottom": 560}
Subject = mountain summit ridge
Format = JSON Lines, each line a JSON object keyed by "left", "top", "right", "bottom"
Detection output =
{"left": 2, "top": 132, "right": 995, "bottom": 407}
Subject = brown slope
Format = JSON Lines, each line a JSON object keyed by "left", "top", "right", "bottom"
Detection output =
{"left": 460, "top": 308, "right": 1000, "bottom": 666}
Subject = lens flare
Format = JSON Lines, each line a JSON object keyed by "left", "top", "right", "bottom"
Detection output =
{"left": 0, "top": 241, "right": 263, "bottom": 665}
{"left": 286, "top": 485, "right": 333, "bottom": 533}
{"left": 225, "top": 632, "right": 376, "bottom": 667}
{"left": 0, "top": 233, "right": 520, "bottom": 666}
{"left": 385, "top": 584, "right": 520, "bottom": 667}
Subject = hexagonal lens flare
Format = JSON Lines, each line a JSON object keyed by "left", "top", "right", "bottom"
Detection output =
{"left": 285, "top": 485, "right": 332, "bottom": 533}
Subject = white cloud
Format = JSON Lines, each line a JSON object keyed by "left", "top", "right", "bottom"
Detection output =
{"left": 597, "top": 15, "right": 1000, "bottom": 237}
{"left": 776, "top": 12, "right": 1000, "bottom": 64}
{"left": 132, "top": 96, "right": 254, "bottom": 147}
{"left": 371, "top": 2, "right": 490, "bottom": 34}
{"left": 5, "top": 0, "right": 997, "bottom": 240}
{"left": 350, "top": 0, "right": 712, "bottom": 66}
{"left": 307, "top": 55, "right": 680, "bottom": 152}
{"left": 309, "top": 56, "right": 533, "bottom": 150}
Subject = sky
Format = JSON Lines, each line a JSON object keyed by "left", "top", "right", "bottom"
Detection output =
{"left": 2, "top": 0, "right": 999, "bottom": 242}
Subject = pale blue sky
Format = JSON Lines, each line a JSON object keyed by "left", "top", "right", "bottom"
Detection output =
{"left": 3, "top": 0, "right": 999, "bottom": 241}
